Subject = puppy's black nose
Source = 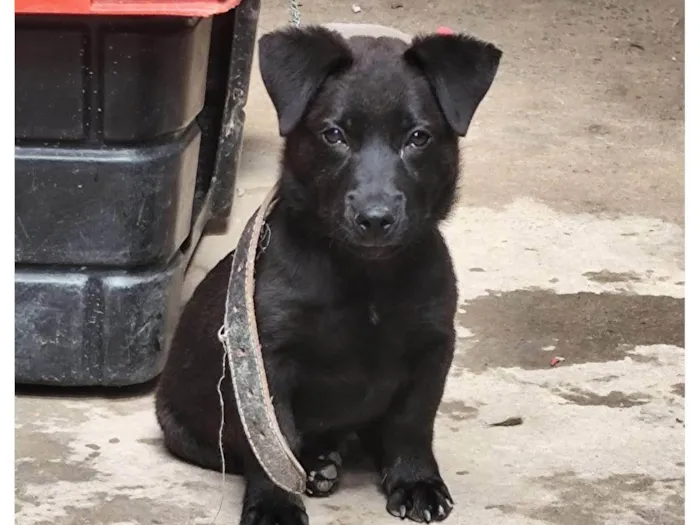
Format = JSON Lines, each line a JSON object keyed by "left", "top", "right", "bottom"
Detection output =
{"left": 355, "top": 206, "right": 395, "bottom": 235}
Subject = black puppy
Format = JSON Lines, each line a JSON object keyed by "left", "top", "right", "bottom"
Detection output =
{"left": 156, "top": 26, "right": 501, "bottom": 525}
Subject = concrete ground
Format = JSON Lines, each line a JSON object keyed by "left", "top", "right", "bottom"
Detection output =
{"left": 15, "top": 0, "right": 685, "bottom": 524}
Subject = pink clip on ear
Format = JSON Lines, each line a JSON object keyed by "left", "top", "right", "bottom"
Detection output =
{"left": 436, "top": 26, "right": 454, "bottom": 35}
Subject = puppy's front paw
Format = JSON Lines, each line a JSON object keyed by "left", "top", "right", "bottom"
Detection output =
{"left": 240, "top": 494, "right": 309, "bottom": 525}
{"left": 386, "top": 479, "right": 454, "bottom": 523}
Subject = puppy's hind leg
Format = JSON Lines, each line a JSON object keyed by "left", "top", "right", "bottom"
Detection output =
{"left": 155, "top": 398, "right": 245, "bottom": 475}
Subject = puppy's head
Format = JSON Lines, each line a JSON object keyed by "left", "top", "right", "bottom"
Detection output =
{"left": 259, "top": 26, "right": 501, "bottom": 259}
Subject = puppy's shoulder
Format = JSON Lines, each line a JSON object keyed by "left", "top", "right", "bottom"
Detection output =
{"left": 254, "top": 212, "right": 337, "bottom": 313}
{"left": 406, "top": 230, "right": 456, "bottom": 291}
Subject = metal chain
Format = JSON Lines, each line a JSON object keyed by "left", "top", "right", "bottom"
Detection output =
{"left": 288, "top": 0, "right": 301, "bottom": 26}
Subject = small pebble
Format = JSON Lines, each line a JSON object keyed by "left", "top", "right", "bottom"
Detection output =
{"left": 352, "top": 4, "right": 362, "bottom": 13}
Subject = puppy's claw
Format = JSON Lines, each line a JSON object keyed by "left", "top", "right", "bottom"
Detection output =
{"left": 440, "top": 488, "right": 455, "bottom": 508}
{"left": 389, "top": 504, "right": 407, "bottom": 519}
{"left": 437, "top": 506, "right": 446, "bottom": 518}
{"left": 424, "top": 509, "right": 432, "bottom": 522}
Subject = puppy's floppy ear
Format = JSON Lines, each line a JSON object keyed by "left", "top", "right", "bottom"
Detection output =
{"left": 405, "top": 33, "right": 502, "bottom": 136}
{"left": 258, "top": 26, "right": 353, "bottom": 136}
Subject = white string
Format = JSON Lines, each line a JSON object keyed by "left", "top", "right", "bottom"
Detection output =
{"left": 209, "top": 2, "right": 299, "bottom": 519}
{"left": 210, "top": 345, "right": 228, "bottom": 524}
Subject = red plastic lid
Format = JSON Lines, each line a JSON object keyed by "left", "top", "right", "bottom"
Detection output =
{"left": 15, "top": 0, "right": 243, "bottom": 17}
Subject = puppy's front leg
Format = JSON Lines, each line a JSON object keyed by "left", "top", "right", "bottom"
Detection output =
{"left": 378, "top": 338, "right": 455, "bottom": 523}
{"left": 239, "top": 381, "right": 309, "bottom": 525}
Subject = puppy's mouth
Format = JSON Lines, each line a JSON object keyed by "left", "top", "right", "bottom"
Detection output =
{"left": 335, "top": 218, "right": 409, "bottom": 260}
{"left": 346, "top": 239, "right": 405, "bottom": 260}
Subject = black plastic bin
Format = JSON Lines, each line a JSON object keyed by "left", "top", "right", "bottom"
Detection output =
{"left": 15, "top": 0, "right": 260, "bottom": 386}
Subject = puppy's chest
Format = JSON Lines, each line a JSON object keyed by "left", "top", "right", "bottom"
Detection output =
{"left": 293, "top": 300, "right": 415, "bottom": 431}
{"left": 315, "top": 293, "right": 398, "bottom": 334}
{"left": 304, "top": 295, "right": 413, "bottom": 359}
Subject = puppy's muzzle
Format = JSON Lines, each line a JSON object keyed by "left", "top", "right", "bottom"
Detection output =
{"left": 346, "top": 191, "right": 404, "bottom": 242}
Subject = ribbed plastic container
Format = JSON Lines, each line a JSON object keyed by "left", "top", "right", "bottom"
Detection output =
{"left": 15, "top": 0, "right": 260, "bottom": 386}
{"left": 15, "top": 0, "right": 243, "bottom": 17}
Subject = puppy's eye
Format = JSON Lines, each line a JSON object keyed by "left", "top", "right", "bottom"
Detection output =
{"left": 322, "top": 128, "right": 347, "bottom": 145}
{"left": 406, "top": 130, "right": 431, "bottom": 148}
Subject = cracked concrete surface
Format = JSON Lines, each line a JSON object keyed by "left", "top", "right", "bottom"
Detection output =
{"left": 15, "top": 0, "right": 684, "bottom": 524}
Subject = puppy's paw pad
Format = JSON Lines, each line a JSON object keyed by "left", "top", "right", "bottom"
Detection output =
{"left": 305, "top": 453, "right": 342, "bottom": 498}
{"left": 386, "top": 480, "right": 454, "bottom": 523}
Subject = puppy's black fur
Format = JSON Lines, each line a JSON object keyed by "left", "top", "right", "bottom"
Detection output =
{"left": 156, "top": 26, "right": 501, "bottom": 525}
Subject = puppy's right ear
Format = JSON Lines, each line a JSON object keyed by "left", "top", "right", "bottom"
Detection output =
{"left": 258, "top": 27, "right": 353, "bottom": 136}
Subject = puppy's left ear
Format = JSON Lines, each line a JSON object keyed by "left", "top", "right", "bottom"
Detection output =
{"left": 259, "top": 26, "right": 353, "bottom": 136}
{"left": 405, "top": 34, "right": 502, "bottom": 136}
